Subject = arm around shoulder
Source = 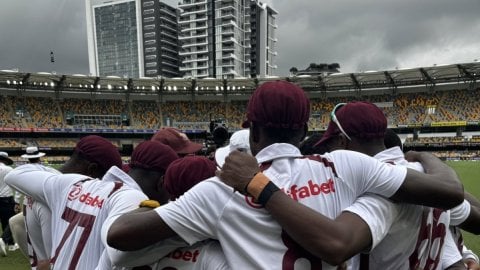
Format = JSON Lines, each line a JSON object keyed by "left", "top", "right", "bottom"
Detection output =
{"left": 107, "top": 207, "right": 178, "bottom": 251}
{"left": 390, "top": 151, "right": 464, "bottom": 209}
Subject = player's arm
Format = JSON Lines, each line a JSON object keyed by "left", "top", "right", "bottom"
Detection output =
{"left": 5, "top": 164, "right": 58, "bottom": 204}
{"left": 459, "top": 204, "right": 480, "bottom": 235}
{"left": 462, "top": 245, "right": 480, "bottom": 270}
{"left": 263, "top": 191, "right": 391, "bottom": 265}
{"left": 107, "top": 208, "right": 178, "bottom": 251}
{"left": 388, "top": 151, "right": 464, "bottom": 209}
{"left": 103, "top": 206, "right": 187, "bottom": 266}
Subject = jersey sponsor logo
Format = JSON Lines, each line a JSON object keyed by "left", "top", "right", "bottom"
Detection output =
{"left": 282, "top": 179, "right": 335, "bottom": 201}
{"left": 68, "top": 190, "right": 104, "bottom": 209}
{"left": 68, "top": 184, "right": 83, "bottom": 201}
{"left": 165, "top": 249, "right": 200, "bottom": 262}
{"left": 245, "top": 178, "right": 336, "bottom": 208}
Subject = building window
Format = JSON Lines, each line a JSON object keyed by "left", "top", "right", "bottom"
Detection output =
{"left": 144, "top": 32, "right": 155, "bottom": 38}
{"left": 143, "top": 1, "right": 154, "bottom": 7}
{"left": 146, "top": 62, "right": 157, "bottom": 67}
{"left": 144, "top": 17, "right": 154, "bottom": 23}
{"left": 144, "top": 24, "right": 155, "bottom": 30}
{"left": 145, "top": 47, "right": 157, "bottom": 53}
{"left": 143, "top": 9, "right": 154, "bottom": 15}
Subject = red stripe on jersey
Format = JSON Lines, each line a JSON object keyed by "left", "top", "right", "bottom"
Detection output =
{"left": 259, "top": 161, "right": 272, "bottom": 172}
{"left": 301, "top": 155, "right": 338, "bottom": 177}
{"left": 108, "top": 181, "right": 124, "bottom": 198}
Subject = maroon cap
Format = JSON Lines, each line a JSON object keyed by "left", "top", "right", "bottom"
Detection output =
{"left": 74, "top": 135, "right": 122, "bottom": 173}
{"left": 163, "top": 156, "right": 216, "bottom": 200}
{"left": 130, "top": 141, "right": 179, "bottom": 173}
{"left": 242, "top": 80, "right": 310, "bottom": 130}
{"left": 315, "top": 101, "right": 387, "bottom": 147}
{"left": 151, "top": 128, "right": 203, "bottom": 155}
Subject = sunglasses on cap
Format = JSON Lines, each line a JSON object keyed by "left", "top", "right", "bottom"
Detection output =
{"left": 330, "top": 103, "right": 352, "bottom": 141}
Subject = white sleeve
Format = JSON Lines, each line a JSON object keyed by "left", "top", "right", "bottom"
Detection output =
{"left": 342, "top": 194, "right": 398, "bottom": 250}
{"left": 25, "top": 202, "right": 52, "bottom": 261}
{"left": 462, "top": 245, "right": 480, "bottom": 264}
{"left": 200, "top": 241, "right": 230, "bottom": 270}
{"left": 330, "top": 150, "right": 407, "bottom": 198}
{"left": 449, "top": 200, "right": 471, "bottom": 226}
{"left": 155, "top": 179, "right": 230, "bottom": 245}
{"left": 106, "top": 236, "right": 188, "bottom": 267}
{"left": 441, "top": 229, "right": 463, "bottom": 269}
{"left": 5, "top": 164, "right": 77, "bottom": 206}
{"left": 101, "top": 189, "right": 186, "bottom": 267}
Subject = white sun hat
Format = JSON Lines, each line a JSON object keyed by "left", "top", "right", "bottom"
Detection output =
{"left": 0, "top": 151, "right": 13, "bottom": 165}
{"left": 214, "top": 129, "right": 251, "bottom": 168}
{"left": 21, "top": 146, "right": 46, "bottom": 159}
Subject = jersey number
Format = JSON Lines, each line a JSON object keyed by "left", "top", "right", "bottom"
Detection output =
{"left": 409, "top": 208, "right": 448, "bottom": 270}
{"left": 282, "top": 230, "right": 323, "bottom": 269}
{"left": 50, "top": 207, "right": 96, "bottom": 270}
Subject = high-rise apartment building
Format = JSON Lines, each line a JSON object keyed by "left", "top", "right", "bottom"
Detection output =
{"left": 86, "top": 0, "right": 277, "bottom": 79}
{"left": 86, "top": 0, "right": 180, "bottom": 78}
{"left": 178, "top": 0, "right": 277, "bottom": 79}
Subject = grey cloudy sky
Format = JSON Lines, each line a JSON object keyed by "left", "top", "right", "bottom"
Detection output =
{"left": 0, "top": 0, "right": 479, "bottom": 76}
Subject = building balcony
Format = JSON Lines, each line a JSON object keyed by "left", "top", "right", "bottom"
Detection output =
{"left": 179, "top": 48, "right": 209, "bottom": 56}
{"left": 161, "top": 39, "right": 179, "bottom": 48}
{"left": 179, "top": 15, "right": 207, "bottom": 24}
{"left": 161, "top": 61, "right": 179, "bottom": 69}
{"left": 178, "top": 0, "right": 207, "bottom": 8}
{"left": 161, "top": 53, "right": 179, "bottom": 62}
{"left": 182, "top": 8, "right": 207, "bottom": 16}
{"left": 179, "top": 32, "right": 208, "bottom": 40}
{"left": 181, "top": 40, "right": 208, "bottom": 48}
{"left": 180, "top": 24, "right": 207, "bottom": 32}
{"left": 161, "top": 46, "right": 178, "bottom": 54}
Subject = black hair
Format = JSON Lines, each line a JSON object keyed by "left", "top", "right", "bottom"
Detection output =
{"left": 384, "top": 129, "right": 403, "bottom": 151}
{"left": 299, "top": 133, "right": 325, "bottom": 155}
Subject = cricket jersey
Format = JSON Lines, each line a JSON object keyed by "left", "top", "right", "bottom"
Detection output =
{"left": 345, "top": 146, "right": 467, "bottom": 270}
{"left": 155, "top": 143, "right": 407, "bottom": 270}
{"left": 6, "top": 164, "right": 147, "bottom": 270}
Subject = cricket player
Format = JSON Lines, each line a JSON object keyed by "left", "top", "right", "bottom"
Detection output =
{"left": 6, "top": 139, "right": 179, "bottom": 269}
{"left": 106, "top": 81, "right": 463, "bottom": 269}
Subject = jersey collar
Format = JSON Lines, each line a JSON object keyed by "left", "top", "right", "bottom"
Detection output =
{"left": 255, "top": 143, "right": 303, "bottom": 164}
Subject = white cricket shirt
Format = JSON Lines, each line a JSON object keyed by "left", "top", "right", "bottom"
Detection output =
{"left": 155, "top": 143, "right": 407, "bottom": 270}
{"left": 6, "top": 164, "right": 148, "bottom": 270}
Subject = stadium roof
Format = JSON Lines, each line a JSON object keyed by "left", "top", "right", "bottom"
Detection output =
{"left": 0, "top": 62, "right": 478, "bottom": 100}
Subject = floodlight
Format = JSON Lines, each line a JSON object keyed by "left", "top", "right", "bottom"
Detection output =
{"left": 108, "top": 84, "right": 112, "bottom": 90}
{"left": 50, "top": 82, "right": 55, "bottom": 87}
{"left": 6, "top": 80, "right": 11, "bottom": 84}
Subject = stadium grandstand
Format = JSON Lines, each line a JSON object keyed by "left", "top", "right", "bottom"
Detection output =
{"left": 0, "top": 61, "right": 479, "bottom": 162}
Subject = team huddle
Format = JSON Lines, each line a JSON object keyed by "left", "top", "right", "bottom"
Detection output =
{"left": 1, "top": 80, "right": 479, "bottom": 269}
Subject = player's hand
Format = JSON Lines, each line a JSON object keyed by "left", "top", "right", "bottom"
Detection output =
{"left": 466, "top": 259, "right": 480, "bottom": 270}
{"left": 336, "top": 262, "right": 347, "bottom": 270}
{"left": 216, "top": 150, "right": 259, "bottom": 194}
{"left": 404, "top": 150, "right": 423, "bottom": 162}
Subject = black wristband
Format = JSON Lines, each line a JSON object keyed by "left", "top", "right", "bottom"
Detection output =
{"left": 257, "top": 181, "right": 280, "bottom": 206}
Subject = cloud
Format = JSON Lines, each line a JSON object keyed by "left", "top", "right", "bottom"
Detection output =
{"left": 1, "top": 0, "right": 479, "bottom": 76}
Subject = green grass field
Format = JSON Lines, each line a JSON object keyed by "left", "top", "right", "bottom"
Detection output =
{"left": 1, "top": 161, "right": 479, "bottom": 269}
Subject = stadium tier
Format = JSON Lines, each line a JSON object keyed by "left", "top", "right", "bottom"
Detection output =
{"left": 0, "top": 62, "right": 479, "bottom": 156}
